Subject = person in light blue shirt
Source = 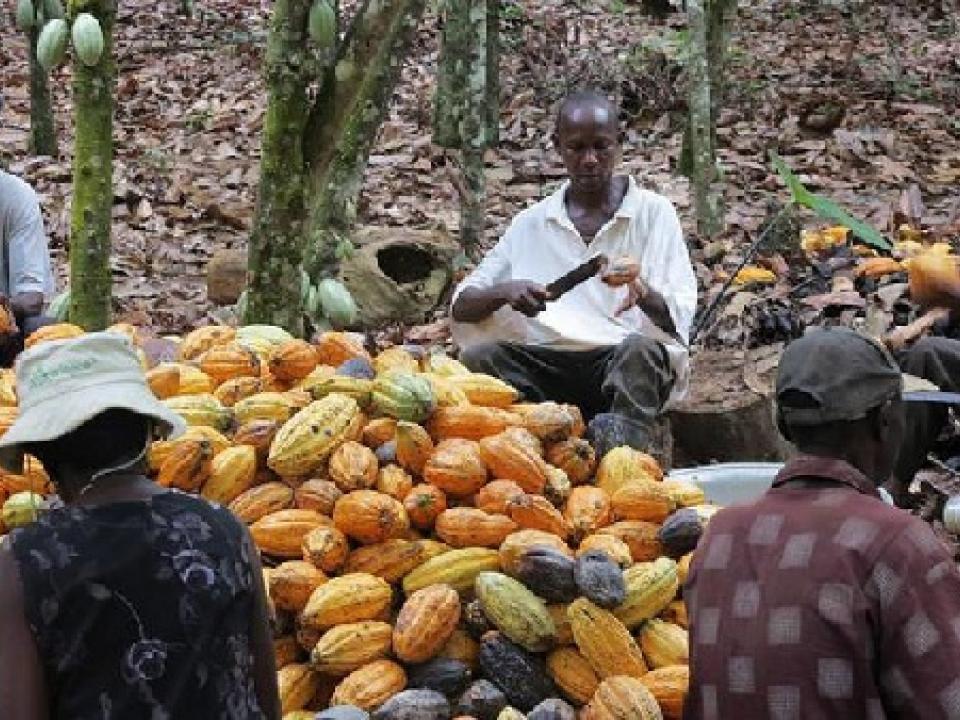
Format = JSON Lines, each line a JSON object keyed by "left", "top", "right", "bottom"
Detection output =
{"left": 0, "top": 170, "right": 56, "bottom": 365}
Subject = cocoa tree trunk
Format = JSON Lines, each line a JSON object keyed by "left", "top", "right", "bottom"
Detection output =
{"left": 28, "top": 26, "right": 57, "bottom": 156}
{"left": 302, "top": 0, "right": 427, "bottom": 281}
{"left": 246, "top": 0, "right": 426, "bottom": 332}
{"left": 434, "top": 0, "right": 496, "bottom": 258}
{"left": 245, "top": 0, "right": 314, "bottom": 333}
{"left": 684, "top": 0, "right": 722, "bottom": 236}
{"left": 68, "top": 1, "right": 116, "bottom": 330}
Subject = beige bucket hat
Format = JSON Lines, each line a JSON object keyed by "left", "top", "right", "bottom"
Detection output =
{"left": 0, "top": 332, "right": 186, "bottom": 472}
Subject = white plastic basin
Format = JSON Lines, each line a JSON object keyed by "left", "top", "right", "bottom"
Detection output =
{"left": 671, "top": 462, "right": 895, "bottom": 507}
{"left": 669, "top": 463, "right": 784, "bottom": 506}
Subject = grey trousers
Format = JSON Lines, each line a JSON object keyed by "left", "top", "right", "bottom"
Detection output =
{"left": 895, "top": 336, "right": 960, "bottom": 490}
{"left": 459, "top": 335, "right": 675, "bottom": 456}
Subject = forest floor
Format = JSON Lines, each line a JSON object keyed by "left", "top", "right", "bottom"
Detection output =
{"left": 1, "top": 0, "right": 958, "bottom": 338}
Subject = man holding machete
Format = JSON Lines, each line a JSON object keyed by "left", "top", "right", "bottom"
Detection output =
{"left": 451, "top": 89, "right": 697, "bottom": 459}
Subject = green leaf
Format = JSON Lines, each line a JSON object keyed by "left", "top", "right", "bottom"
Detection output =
{"left": 770, "top": 152, "right": 891, "bottom": 251}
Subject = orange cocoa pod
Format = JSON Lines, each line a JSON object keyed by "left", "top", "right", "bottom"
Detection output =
{"left": 333, "top": 490, "right": 410, "bottom": 545}
{"left": 330, "top": 659, "right": 407, "bottom": 711}
{"left": 157, "top": 439, "right": 213, "bottom": 492}
{"left": 146, "top": 364, "right": 180, "bottom": 400}
{"left": 268, "top": 560, "right": 327, "bottom": 613}
{"left": 423, "top": 438, "right": 488, "bottom": 497}
{"left": 395, "top": 420, "right": 435, "bottom": 476}
{"left": 435, "top": 508, "right": 517, "bottom": 548}
{"left": 361, "top": 417, "right": 397, "bottom": 448}
{"left": 507, "top": 493, "right": 570, "bottom": 539}
{"left": 403, "top": 483, "right": 447, "bottom": 531}
{"left": 250, "top": 509, "right": 331, "bottom": 558}
{"left": 563, "top": 486, "right": 613, "bottom": 542}
{"left": 479, "top": 432, "right": 548, "bottom": 494}
{"left": 270, "top": 340, "right": 319, "bottom": 382}
{"left": 393, "top": 583, "right": 461, "bottom": 663}
{"left": 599, "top": 520, "right": 663, "bottom": 562}
{"left": 546, "top": 437, "right": 597, "bottom": 485}
{"left": 328, "top": 440, "right": 379, "bottom": 492}
{"left": 294, "top": 478, "right": 342, "bottom": 515}
{"left": 426, "top": 406, "right": 521, "bottom": 441}
{"left": 475, "top": 479, "right": 525, "bottom": 515}
{"left": 228, "top": 481, "right": 294, "bottom": 524}
{"left": 376, "top": 464, "right": 414, "bottom": 501}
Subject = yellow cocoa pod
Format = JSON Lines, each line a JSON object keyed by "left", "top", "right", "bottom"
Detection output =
{"left": 402, "top": 547, "right": 500, "bottom": 596}
{"left": 568, "top": 598, "right": 647, "bottom": 680}
{"left": 277, "top": 663, "right": 319, "bottom": 715}
{"left": 201, "top": 445, "right": 257, "bottom": 504}
{"left": 638, "top": 619, "right": 688, "bottom": 669}
{"left": 547, "top": 646, "right": 600, "bottom": 705}
{"left": 615, "top": 557, "right": 679, "bottom": 630}
{"left": 301, "top": 573, "right": 392, "bottom": 630}
{"left": 310, "top": 621, "right": 393, "bottom": 675}
{"left": 268, "top": 395, "right": 361, "bottom": 478}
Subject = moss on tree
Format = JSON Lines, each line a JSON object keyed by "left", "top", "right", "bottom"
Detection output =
{"left": 68, "top": 0, "right": 115, "bottom": 330}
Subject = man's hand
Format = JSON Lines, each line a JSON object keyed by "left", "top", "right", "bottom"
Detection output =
{"left": 615, "top": 278, "right": 651, "bottom": 316}
{"left": 501, "top": 280, "right": 549, "bottom": 317}
{"left": 452, "top": 281, "right": 549, "bottom": 323}
{"left": 615, "top": 278, "right": 678, "bottom": 338}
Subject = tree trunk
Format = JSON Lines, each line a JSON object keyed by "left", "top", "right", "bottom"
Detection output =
{"left": 245, "top": 0, "right": 313, "bottom": 333}
{"left": 485, "top": 0, "right": 500, "bottom": 146}
{"left": 684, "top": 0, "right": 722, "bottom": 237}
{"left": 68, "top": 1, "right": 116, "bottom": 330}
{"left": 458, "top": 0, "right": 489, "bottom": 256}
{"left": 706, "top": 0, "right": 735, "bottom": 149}
{"left": 302, "top": 0, "right": 427, "bottom": 280}
{"left": 28, "top": 26, "right": 57, "bottom": 157}
{"left": 434, "top": 0, "right": 494, "bottom": 258}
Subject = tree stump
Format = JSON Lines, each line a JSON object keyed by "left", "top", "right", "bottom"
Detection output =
{"left": 207, "top": 248, "right": 247, "bottom": 305}
{"left": 670, "top": 346, "right": 793, "bottom": 466}
{"left": 340, "top": 226, "right": 458, "bottom": 326}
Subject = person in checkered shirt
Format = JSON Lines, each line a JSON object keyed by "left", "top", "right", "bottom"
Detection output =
{"left": 686, "top": 327, "right": 960, "bottom": 720}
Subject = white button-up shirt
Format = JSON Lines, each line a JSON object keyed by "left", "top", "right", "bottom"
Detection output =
{"left": 451, "top": 177, "right": 697, "bottom": 403}
{"left": 0, "top": 171, "right": 56, "bottom": 298}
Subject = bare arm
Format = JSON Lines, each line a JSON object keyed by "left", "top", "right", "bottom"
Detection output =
{"left": 452, "top": 281, "right": 549, "bottom": 323}
{"left": 243, "top": 529, "right": 280, "bottom": 720}
{"left": 0, "top": 539, "right": 48, "bottom": 720}
{"left": 615, "top": 280, "right": 678, "bottom": 337}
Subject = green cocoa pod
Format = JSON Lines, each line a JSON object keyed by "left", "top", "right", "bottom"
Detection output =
{"left": 2, "top": 491, "right": 46, "bottom": 530}
{"left": 37, "top": 18, "right": 69, "bottom": 72}
{"left": 317, "top": 278, "right": 358, "bottom": 328}
{"left": 47, "top": 291, "right": 70, "bottom": 321}
{"left": 71, "top": 13, "right": 104, "bottom": 67}
{"left": 308, "top": 0, "right": 337, "bottom": 49}
{"left": 475, "top": 571, "right": 556, "bottom": 653}
{"left": 300, "top": 269, "right": 312, "bottom": 307}
{"left": 16, "top": 0, "right": 35, "bottom": 31}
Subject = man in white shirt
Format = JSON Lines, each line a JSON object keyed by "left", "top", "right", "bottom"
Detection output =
{"left": 451, "top": 90, "right": 697, "bottom": 459}
{"left": 0, "top": 170, "right": 57, "bottom": 365}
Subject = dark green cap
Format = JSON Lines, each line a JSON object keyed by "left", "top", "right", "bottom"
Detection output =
{"left": 776, "top": 326, "right": 939, "bottom": 426}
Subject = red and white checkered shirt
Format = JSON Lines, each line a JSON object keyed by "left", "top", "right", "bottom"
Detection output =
{"left": 686, "top": 455, "right": 960, "bottom": 720}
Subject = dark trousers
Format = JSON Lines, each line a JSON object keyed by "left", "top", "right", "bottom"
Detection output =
{"left": 459, "top": 334, "right": 675, "bottom": 456}
{"left": 894, "top": 336, "right": 960, "bottom": 490}
{"left": 0, "top": 315, "right": 56, "bottom": 367}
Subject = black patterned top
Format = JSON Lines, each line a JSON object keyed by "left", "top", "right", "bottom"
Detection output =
{"left": 10, "top": 490, "right": 266, "bottom": 720}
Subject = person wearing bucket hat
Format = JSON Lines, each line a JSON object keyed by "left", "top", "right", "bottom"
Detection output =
{"left": 685, "top": 327, "right": 960, "bottom": 720}
{"left": 0, "top": 334, "right": 280, "bottom": 719}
